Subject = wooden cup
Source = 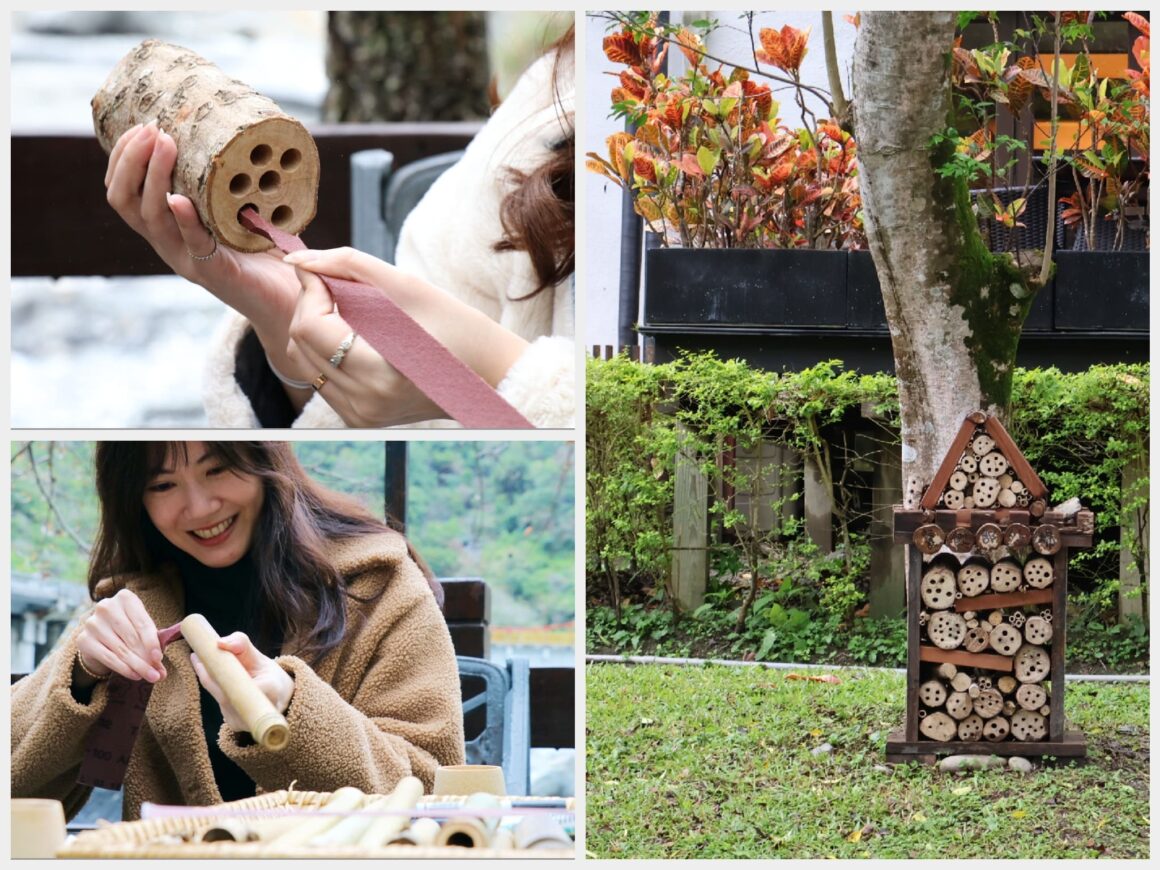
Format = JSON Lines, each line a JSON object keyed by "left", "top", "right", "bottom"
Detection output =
{"left": 11, "top": 798, "right": 66, "bottom": 858}
{"left": 433, "top": 764, "right": 507, "bottom": 796}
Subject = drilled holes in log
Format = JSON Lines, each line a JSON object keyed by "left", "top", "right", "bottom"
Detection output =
{"left": 927, "top": 611, "right": 967, "bottom": 650}
{"left": 957, "top": 563, "right": 990, "bottom": 597}
{"left": 958, "top": 454, "right": 978, "bottom": 474}
{"left": 1005, "top": 523, "right": 1032, "bottom": 548}
{"left": 919, "top": 711, "right": 957, "bottom": 742}
{"left": 990, "top": 560, "right": 1023, "bottom": 593}
{"left": 957, "top": 713, "right": 985, "bottom": 741}
{"left": 973, "top": 688, "right": 1004, "bottom": 719}
{"left": 988, "top": 622, "right": 1022, "bottom": 656}
{"left": 280, "top": 148, "right": 302, "bottom": 170}
{"left": 1023, "top": 557, "right": 1054, "bottom": 589}
{"left": 250, "top": 144, "right": 273, "bottom": 166}
{"left": 979, "top": 451, "right": 1009, "bottom": 477}
{"left": 259, "top": 170, "right": 281, "bottom": 193}
{"left": 919, "top": 679, "right": 948, "bottom": 707}
{"left": 982, "top": 715, "right": 1011, "bottom": 741}
{"left": 946, "top": 691, "right": 973, "bottom": 720}
{"left": 229, "top": 173, "right": 252, "bottom": 195}
{"left": 1024, "top": 615, "right": 1053, "bottom": 645}
{"left": 1015, "top": 682, "right": 1048, "bottom": 711}
{"left": 913, "top": 524, "right": 945, "bottom": 555}
{"left": 271, "top": 205, "right": 293, "bottom": 226}
{"left": 1032, "top": 524, "right": 1062, "bottom": 555}
{"left": 1010, "top": 709, "right": 1047, "bottom": 741}
{"left": 237, "top": 203, "right": 259, "bottom": 225}
{"left": 920, "top": 565, "right": 957, "bottom": 609}
{"left": 971, "top": 435, "right": 996, "bottom": 456}
{"left": 1013, "top": 644, "right": 1050, "bottom": 684}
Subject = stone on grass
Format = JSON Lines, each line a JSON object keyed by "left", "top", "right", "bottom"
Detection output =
{"left": 811, "top": 742, "right": 833, "bottom": 757}
{"left": 1008, "top": 756, "right": 1034, "bottom": 773}
{"left": 873, "top": 764, "right": 894, "bottom": 774}
{"left": 938, "top": 754, "right": 1006, "bottom": 772}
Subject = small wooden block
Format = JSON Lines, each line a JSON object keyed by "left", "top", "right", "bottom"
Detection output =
{"left": 955, "top": 587, "right": 1054, "bottom": 612}
{"left": 919, "top": 645, "right": 1014, "bottom": 672}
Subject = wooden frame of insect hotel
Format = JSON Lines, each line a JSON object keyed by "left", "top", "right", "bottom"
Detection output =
{"left": 886, "top": 411, "right": 1092, "bottom": 762}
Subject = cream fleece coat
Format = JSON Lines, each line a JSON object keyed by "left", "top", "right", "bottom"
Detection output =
{"left": 202, "top": 48, "right": 575, "bottom": 430}
{"left": 10, "top": 531, "right": 465, "bottom": 821}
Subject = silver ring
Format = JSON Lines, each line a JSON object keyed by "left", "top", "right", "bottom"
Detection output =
{"left": 328, "top": 331, "right": 358, "bottom": 369}
{"left": 311, "top": 372, "right": 328, "bottom": 391}
{"left": 188, "top": 236, "right": 219, "bottom": 262}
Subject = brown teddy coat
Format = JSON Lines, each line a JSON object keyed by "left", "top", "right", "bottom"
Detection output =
{"left": 11, "top": 531, "right": 465, "bottom": 821}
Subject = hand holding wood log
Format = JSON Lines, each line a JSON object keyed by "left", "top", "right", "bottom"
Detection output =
{"left": 183, "top": 614, "right": 291, "bottom": 750}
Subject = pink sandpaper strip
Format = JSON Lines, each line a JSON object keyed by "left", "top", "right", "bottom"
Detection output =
{"left": 238, "top": 208, "right": 533, "bottom": 430}
{"left": 77, "top": 623, "right": 185, "bottom": 791}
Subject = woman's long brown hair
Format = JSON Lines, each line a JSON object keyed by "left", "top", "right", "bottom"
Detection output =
{"left": 88, "top": 442, "right": 440, "bottom": 663}
{"left": 493, "top": 23, "right": 575, "bottom": 298}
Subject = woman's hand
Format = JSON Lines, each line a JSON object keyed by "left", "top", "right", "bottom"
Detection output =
{"left": 103, "top": 123, "right": 310, "bottom": 389}
{"left": 283, "top": 247, "right": 529, "bottom": 427}
{"left": 74, "top": 589, "right": 166, "bottom": 687}
{"left": 190, "top": 632, "right": 294, "bottom": 734}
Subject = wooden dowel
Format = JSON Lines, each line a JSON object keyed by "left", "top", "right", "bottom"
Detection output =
{"left": 180, "top": 613, "right": 290, "bottom": 751}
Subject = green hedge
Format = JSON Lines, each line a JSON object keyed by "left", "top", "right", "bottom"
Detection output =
{"left": 586, "top": 354, "right": 1149, "bottom": 629}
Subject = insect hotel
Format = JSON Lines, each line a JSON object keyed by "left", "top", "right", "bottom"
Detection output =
{"left": 886, "top": 411, "right": 1093, "bottom": 762}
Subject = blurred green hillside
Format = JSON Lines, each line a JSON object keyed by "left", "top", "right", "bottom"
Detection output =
{"left": 11, "top": 441, "right": 574, "bottom": 628}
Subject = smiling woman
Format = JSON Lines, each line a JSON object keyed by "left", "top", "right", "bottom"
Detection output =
{"left": 11, "top": 441, "right": 464, "bottom": 821}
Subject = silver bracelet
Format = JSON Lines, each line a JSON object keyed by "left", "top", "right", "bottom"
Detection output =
{"left": 264, "top": 350, "right": 313, "bottom": 391}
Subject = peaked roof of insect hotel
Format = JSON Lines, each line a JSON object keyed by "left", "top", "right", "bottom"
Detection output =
{"left": 921, "top": 411, "right": 1047, "bottom": 512}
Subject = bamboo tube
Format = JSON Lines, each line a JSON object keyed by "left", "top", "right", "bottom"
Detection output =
{"left": 388, "top": 817, "right": 441, "bottom": 847}
{"left": 263, "top": 787, "right": 366, "bottom": 849}
{"left": 180, "top": 613, "right": 289, "bottom": 751}
{"left": 355, "top": 776, "right": 424, "bottom": 848}
{"left": 308, "top": 793, "right": 389, "bottom": 847}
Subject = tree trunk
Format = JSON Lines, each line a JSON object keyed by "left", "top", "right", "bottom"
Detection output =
{"left": 324, "top": 12, "right": 491, "bottom": 122}
{"left": 852, "top": 13, "right": 1037, "bottom": 490}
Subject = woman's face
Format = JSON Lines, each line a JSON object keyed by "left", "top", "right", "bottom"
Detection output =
{"left": 142, "top": 442, "right": 264, "bottom": 568}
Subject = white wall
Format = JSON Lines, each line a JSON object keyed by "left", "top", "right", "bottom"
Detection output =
{"left": 583, "top": 11, "right": 858, "bottom": 349}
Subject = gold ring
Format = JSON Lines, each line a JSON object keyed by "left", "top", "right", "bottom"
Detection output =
{"left": 311, "top": 372, "right": 328, "bottom": 391}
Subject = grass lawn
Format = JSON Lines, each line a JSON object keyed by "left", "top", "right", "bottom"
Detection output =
{"left": 585, "top": 663, "right": 1149, "bottom": 859}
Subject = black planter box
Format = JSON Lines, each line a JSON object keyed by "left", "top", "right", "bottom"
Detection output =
{"left": 643, "top": 247, "right": 847, "bottom": 327}
{"left": 1053, "top": 251, "right": 1149, "bottom": 331}
{"left": 846, "top": 250, "right": 886, "bottom": 329}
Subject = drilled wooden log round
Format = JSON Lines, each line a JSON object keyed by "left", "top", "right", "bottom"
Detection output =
{"left": 946, "top": 526, "right": 975, "bottom": 554}
{"left": 913, "top": 524, "right": 946, "bottom": 555}
{"left": 920, "top": 565, "right": 957, "bottom": 609}
{"left": 1015, "top": 682, "right": 1048, "bottom": 711}
{"left": 919, "top": 679, "right": 948, "bottom": 708}
{"left": 928, "top": 611, "right": 967, "bottom": 650}
{"left": 943, "top": 489, "right": 965, "bottom": 510}
{"left": 1010, "top": 709, "right": 1048, "bottom": 741}
{"left": 1031, "top": 524, "right": 1062, "bottom": 555}
{"left": 997, "top": 675, "right": 1018, "bottom": 695}
{"left": 91, "top": 39, "right": 319, "bottom": 252}
{"left": 936, "top": 662, "right": 958, "bottom": 680}
{"left": 971, "top": 434, "right": 995, "bottom": 456}
{"left": 956, "top": 562, "right": 990, "bottom": 597}
{"left": 982, "top": 715, "right": 1010, "bottom": 741}
{"left": 957, "top": 713, "right": 985, "bottom": 741}
{"left": 1004, "top": 523, "right": 1032, "bottom": 549}
{"left": 974, "top": 523, "right": 1003, "bottom": 552}
{"left": 947, "top": 470, "right": 968, "bottom": 492}
{"left": 1023, "top": 615, "right": 1053, "bottom": 645}
{"left": 1014, "top": 644, "right": 1050, "bottom": 683}
{"left": 972, "top": 477, "right": 1000, "bottom": 508}
{"left": 972, "top": 688, "right": 1004, "bottom": 719}
{"left": 945, "top": 691, "right": 973, "bottom": 720}
{"left": 958, "top": 453, "right": 978, "bottom": 473}
{"left": 988, "top": 622, "right": 1022, "bottom": 656}
{"left": 919, "top": 711, "right": 958, "bottom": 742}
{"left": 963, "top": 625, "right": 989, "bottom": 652}
{"left": 1023, "top": 557, "right": 1054, "bottom": 589}
{"left": 990, "top": 559, "right": 1023, "bottom": 592}
{"left": 950, "top": 672, "right": 973, "bottom": 693}
{"left": 978, "top": 451, "right": 1009, "bottom": 477}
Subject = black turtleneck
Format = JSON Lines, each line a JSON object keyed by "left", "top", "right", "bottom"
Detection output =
{"left": 173, "top": 549, "right": 284, "bottom": 803}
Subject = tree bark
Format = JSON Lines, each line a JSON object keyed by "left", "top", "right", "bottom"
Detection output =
{"left": 852, "top": 13, "right": 1037, "bottom": 491}
{"left": 324, "top": 12, "right": 491, "bottom": 122}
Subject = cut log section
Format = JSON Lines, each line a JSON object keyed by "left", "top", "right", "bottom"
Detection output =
{"left": 91, "top": 39, "right": 319, "bottom": 252}
{"left": 948, "top": 471, "right": 969, "bottom": 491}
{"left": 936, "top": 662, "right": 958, "bottom": 680}
{"left": 1023, "top": 615, "right": 1053, "bottom": 645}
{"left": 1029, "top": 499, "right": 1047, "bottom": 518}
{"left": 1004, "top": 523, "right": 1032, "bottom": 548}
{"left": 979, "top": 451, "right": 1009, "bottom": 477}
{"left": 1010, "top": 709, "right": 1048, "bottom": 741}
{"left": 1013, "top": 644, "right": 1051, "bottom": 684}
{"left": 972, "top": 477, "right": 1000, "bottom": 508}
{"left": 997, "top": 675, "right": 1018, "bottom": 695}
{"left": 920, "top": 565, "right": 958, "bottom": 609}
{"left": 958, "top": 454, "right": 978, "bottom": 473}
{"left": 990, "top": 560, "right": 1023, "bottom": 592}
{"left": 1031, "top": 524, "right": 1062, "bottom": 555}
{"left": 928, "top": 611, "right": 967, "bottom": 649}
{"left": 946, "top": 526, "right": 976, "bottom": 553}
{"left": 971, "top": 434, "right": 996, "bottom": 456}
{"left": 975, "top": 523, "right": 1003, "bottom": 551}
{"left": 950, "top": 672, "right": 973, "bottom": 693}
{"left": 913, "top": 524, "right": 946, "bottom": 555}
{"left": 1015, "top": 683, "right": 1048, "bottom": 711}
{"left": 943, "top": 489, "right": 965, "bottom": 510}
{"left": 963, "top": 625, "right": 990, "bottom": 652}
{"left": 972, "top": 688, "right": 1004, "bottom": 719}
{"left": 982, "top": 715, "right": 1011, "bottom": 741}
{"left": 956, "top": 562, "right": 990, "bottom": 597}
{"left": 1023, "top": 558, "right": 1054, "bottom": 589}
{"left": 919, "top": 711, "right": 958, "bottom": 742}
{"left": 946, "top": 691, "right": 973, "bottom": 720}
{"left": 957, "top": 714, "right": 985, "bottom": 741}
{"left": 997, "top": 488, "right": 1017, "bottom": 507}
{"left": 919, "top": 679, "right": 948, "bottom": 708}
{"left": 988, "top": 622, "right": 1023, "bottom": 656}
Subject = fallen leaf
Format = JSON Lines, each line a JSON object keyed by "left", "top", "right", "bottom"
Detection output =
{"left": 912, "top": 812, "right": 927, "bottom": 823}
{"left": 810, "top": 729, "right": 824, "bottom": 737}
{"left": 1012, "top": 810, "right": 1027, "bottom": 819}
{"left": 952, "top": 786, "right": 972, "bottom": 796}
{"left": 847, "top": 829, "right": 862, "bottom": 843}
